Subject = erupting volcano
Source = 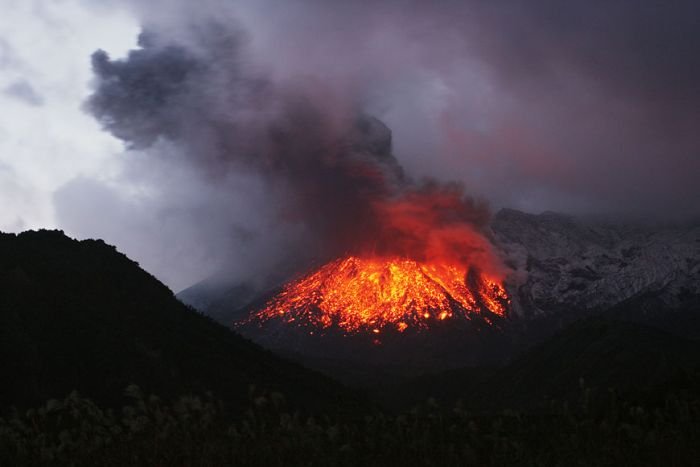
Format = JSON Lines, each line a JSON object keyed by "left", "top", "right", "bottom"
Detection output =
{"left": 230, "top": 116, "right": 511, "bottom": 341}
{"left": 246, "top": 255, "right": 509, "bottom": 336}
{"left": 241, "top": 186, "right": 511, "bottom": 339}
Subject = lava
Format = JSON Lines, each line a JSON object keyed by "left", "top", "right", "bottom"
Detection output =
{"left": 245, "top": 256, "right": 509, "bottom": 334}
{"left": 243, "top": 184, "right": 511, "bottom": 337}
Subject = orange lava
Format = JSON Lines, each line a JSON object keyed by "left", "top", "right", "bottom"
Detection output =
{"left": 247, "top": 256, "right": 509, "bottom": 334}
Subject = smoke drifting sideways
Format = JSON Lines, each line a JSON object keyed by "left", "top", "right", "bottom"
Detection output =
{"left": 84, "top": 24, "right": 507, "bottom": 290}
{"left": 70, "top": 0, "right": 700, "bottom": 290}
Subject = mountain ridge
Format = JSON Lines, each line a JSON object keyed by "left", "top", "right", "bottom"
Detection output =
{"left": 492, "top": 208, "right": 700, "bottom": 317}
{"left": 0, "top": 229, "right": 363, "bottom": 414}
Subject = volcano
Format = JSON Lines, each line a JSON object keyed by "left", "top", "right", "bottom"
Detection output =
{"left": 242, "top": 255, "right": 509, "bottom": 338}
{"left": 185, "top": 208, "right": 700, "bottom": 381}
{"left": 229, "top": 255, "right": 512, "bottom": 380}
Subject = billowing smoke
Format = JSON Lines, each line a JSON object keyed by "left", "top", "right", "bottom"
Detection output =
{"left": 73, "top": 0, "right": 699, "bottom": 290}
{"left": 86, "top": 23, "right": 505, "bottom": 281}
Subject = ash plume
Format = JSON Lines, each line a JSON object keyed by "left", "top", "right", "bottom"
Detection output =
{"left": 76, "top": 0, "right": 700, "bottom": 289}
{"left": 86, "top": 21, "right": 506, "bottom": 281}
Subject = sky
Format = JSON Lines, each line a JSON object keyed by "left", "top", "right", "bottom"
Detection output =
{"left": 1, "top": 0, "right": 698, "bottom": 291}
{"left": 0, "top": 0, "right": 135, "bottom": 232}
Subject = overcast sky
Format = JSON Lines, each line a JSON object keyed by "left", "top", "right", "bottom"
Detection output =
{"left": 1, "top": 0, "right": 698, "bottom": 291}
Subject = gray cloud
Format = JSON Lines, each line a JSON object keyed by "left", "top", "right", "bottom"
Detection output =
{"left": 171, "top": 0, "right": 696, "bottom": 218}
{"left": 4, "top": 80, "right": 44, "bottom": 106}
{"left": 0, "top": 38, "right": 19, "bottom": 70}
{"left": 53, "top": 162, "right": 309, "bottom": 291}
{"left": 85, "top": 26, "right": 414, "bottom": 262}
{"left": 59, "top": 0, "right": 700, "bottom": 289}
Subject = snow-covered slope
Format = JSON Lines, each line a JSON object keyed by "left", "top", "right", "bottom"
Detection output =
{"left": 492, "top": 209, "right": 700, "bottom": 317}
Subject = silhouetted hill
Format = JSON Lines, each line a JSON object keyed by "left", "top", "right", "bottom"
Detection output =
{"left": 0, "top": 230, "right": 361, "bottom": 413}
{"left": 380, "top": 318, "right": 700, "bottom": 410}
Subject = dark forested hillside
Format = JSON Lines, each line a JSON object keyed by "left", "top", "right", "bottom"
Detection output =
{"left": 380, "top": 318, "right": 700, "bottom": 410}
{"left": 0, "top": 230, "right": 361, "bottom": 413}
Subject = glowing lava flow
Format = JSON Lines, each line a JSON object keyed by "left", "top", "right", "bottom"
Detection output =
{"left": 247, "top": 256, "right": 509, "bottom": 334}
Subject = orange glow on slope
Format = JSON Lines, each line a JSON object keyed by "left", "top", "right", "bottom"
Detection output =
{"left": 247, "top": 256, "right": 509, "bottom": 334}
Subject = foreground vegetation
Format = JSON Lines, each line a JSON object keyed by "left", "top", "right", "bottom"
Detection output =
{"left": 1, "top": 383, "right": 698, "bottom": 467}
